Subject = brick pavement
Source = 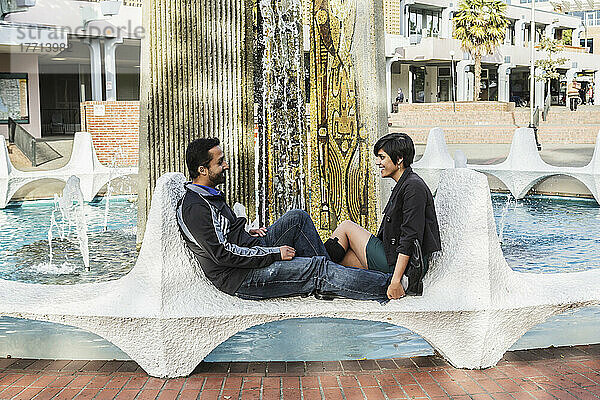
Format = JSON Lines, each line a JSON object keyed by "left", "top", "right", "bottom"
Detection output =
{"left": 1, "top": 344, "right": 600, "bottom": 399}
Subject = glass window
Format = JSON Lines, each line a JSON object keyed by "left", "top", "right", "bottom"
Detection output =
{"left": 409, "top": 9, "right": 441, "bottom": 37}
{"left": 409, "top": 11, "right": 420, "bottom": 35}
{"left": 426, "top": 13, "right": 433, "bottom": 36}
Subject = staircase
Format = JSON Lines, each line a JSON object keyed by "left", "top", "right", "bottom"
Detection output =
{"left": 389, "top": 102, "right": 600, "bottom": 144}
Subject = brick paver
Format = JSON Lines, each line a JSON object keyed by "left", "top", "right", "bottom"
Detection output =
{"left": 1, "top": 345, "right": 600, "bottom": 399}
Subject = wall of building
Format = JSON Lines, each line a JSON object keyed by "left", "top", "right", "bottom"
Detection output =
{"left": 587, "top": 26, "right": 600, "bottom": 54}
{"left": 80, "top": 101, "right": 139, "bottom": 166}
{"left": 0, "top": 53, "right": 42, "bottom": 139}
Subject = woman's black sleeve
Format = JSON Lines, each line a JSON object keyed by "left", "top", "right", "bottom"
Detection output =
{"left": 395, "top": 183, "right": 427, "bottom": 256}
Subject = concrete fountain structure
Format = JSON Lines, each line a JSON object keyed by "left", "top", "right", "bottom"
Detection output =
{"left": 1, "top": 168, "right": 599, "bottom": 378}
{"left": 413, "top": 127, "right": 600, "bottom": 205}
{"left": 2, "top": 0, "right": 598, "bottom": 382}
{"left": 0, "top": 132, "right": 138, "bottom": 209}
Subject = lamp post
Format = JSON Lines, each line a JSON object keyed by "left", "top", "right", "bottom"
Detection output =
{"left": 529, "top": 0, "right": 535, "bottom": 128}
{"left": 528, "top": 0, "right": 541, "bottom": 150}
{"left": 450, "top": 50, "right": 456, "bottom": 112}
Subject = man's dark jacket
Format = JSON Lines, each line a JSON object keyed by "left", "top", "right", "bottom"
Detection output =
{"left": 376, "top": 167, "right": 441, "bottom": 268}
{"left": 176, "top": 184, "right": 281, "bottom": 295}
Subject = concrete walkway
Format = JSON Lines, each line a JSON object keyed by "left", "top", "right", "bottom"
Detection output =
{"left": 1, "top": 344, "right": 600, "bottom": 399}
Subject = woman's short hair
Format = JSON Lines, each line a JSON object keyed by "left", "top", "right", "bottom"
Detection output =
{"left": 373, "top": 133, "right": 415, "bottom": 167}
{"left": 186, "top": 138, "right": 220, "bottom": 179}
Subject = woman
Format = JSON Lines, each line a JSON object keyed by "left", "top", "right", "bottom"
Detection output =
{"left": 324, "top": 133, "right": 441, "bottom": 300}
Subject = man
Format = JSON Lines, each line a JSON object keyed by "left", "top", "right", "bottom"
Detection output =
{"left": 177, "top": 138, "right": 395, "bottom": 302}
{"left": 396, "top": 88, "right": 404, "bottom": 104}
{"left": 567, "top": 79, "right": 580, "bottom": 111}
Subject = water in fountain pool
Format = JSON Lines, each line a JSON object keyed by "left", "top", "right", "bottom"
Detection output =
{"left": 0, "top": 196, "right": 137, "bottom": 284}
{"left": 0, "top": 194, "right": 599, "bottom": 361}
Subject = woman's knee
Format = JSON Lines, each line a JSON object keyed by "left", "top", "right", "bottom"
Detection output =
{"left": 338, "top": 220, "right": 359, "bottom": 233}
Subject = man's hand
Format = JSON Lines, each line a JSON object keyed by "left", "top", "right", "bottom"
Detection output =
{"left": 387, "top": 279, "right": 406, "bottom": 300}
{"left": 249, "top": 227, "right": 268, "bottom": 237}
{"left": 280, "top": 246, "right": 296, "bottom": 261}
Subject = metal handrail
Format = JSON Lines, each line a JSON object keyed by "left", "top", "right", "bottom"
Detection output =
{"left": 8, "top": 117, "right": 37, "bottom": 166}
{"left": 41, "top": 108, "right": 82, "bottom": 136}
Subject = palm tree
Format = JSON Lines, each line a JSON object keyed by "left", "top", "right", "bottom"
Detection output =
{"left": 453, "top": 0, "right": 509, "bottom": 101}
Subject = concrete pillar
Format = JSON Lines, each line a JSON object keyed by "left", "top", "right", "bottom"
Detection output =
{"left": 399, "top": 0, "right": 414, "bottom": 37}
{"left": 594, "top": 71, "right": 600, "bottom": 105}
{"left": 535, "top": 69, "right": 545, "bottom": 109}
{"left": 309, "top": 0, "right": 387, "bottom": 235}
{"left": 456, "top": 59, "right": 474, "bottom": 101}
{"left": 408, "top": 68, "right": 413, "bottom": 103}
{"left": 104, "top": 37, "right": 123, "bottom": 101}
{"left": 544, "top": 22, "right": 557, "bottom": 39}
{"left": 466, "top": 71, "right": 474, "bottom": 101}
{"left": 85, "top": 38, "right": 102, "bottom": 101}
{"left": 386, "top": 57, "right": 400, "bottom": 114}
{"left": 498, "top": 63, "right": 514, "bottom": 102}
{"left": 572, "top": 26, "right": 584, "bottom": 47}
{"left": 440, "top": 7, "right": 455, "bottom": 39}
{"left": 515, "top": 19, "right": 526, "bottom": 47}
{"left": 138, "top": 0, "right": 256, "bottom": 240}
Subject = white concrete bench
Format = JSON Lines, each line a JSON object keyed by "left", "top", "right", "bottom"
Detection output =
{"left": 413, "top": 127, "right": 600, "bottom": 204}
{"left": 0, "top": 132, "right": 138, "bottom": 208}
{"left": 1, "top": 169, "right": 599, "bottom": 378}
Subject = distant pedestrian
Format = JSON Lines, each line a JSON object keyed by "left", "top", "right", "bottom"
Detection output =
{"left": 567, "top": 79, "right": 580, "bottom": 111}
{"left": 587, "top": 85, "right": 594, "bottom": 105}
{"left": 396, "top": 89, "right": 404, "bottom": 104}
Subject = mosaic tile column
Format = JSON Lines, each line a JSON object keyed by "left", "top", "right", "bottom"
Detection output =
{"left": 255, "top": 0, "right": 307, "bottom": 226}
{"left": 309, "top": 0, "right": 388, "bottom": 237}
{"left": 138, "top": 0, "right": 255, "bottom": 240}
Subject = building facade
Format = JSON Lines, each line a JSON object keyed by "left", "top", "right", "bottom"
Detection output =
{"left": 0, "top": 0, "right": 142, "bottom": 139}
{"left": 382, "top": 0, "right": 600, "bottom": 110}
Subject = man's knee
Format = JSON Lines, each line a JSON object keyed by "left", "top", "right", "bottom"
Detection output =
{"left": 285, "top": 208, "right": 310, "bottom": 222}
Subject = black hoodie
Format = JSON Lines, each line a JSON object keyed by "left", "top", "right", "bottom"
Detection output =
{"left": 176, "top": 184, "right": 282, "bottom": 295}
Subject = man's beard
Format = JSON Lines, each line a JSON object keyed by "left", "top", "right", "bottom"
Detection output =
{"left": 209, "top": 170, "right": 226, "bottom": 186}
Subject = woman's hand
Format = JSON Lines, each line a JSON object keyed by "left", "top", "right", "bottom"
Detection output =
{"left": 280, "top": 246, "right": 296, "bottom": 261}
{"left": 387, "top": 280, "right": 406, "bottom": 300}
{"left": 249, "top": 227, "right": 268, "bottom": 237}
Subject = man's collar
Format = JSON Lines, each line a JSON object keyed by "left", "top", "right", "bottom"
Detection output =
{"left": 185, "top": 183, "right": 223, "bottom": 197}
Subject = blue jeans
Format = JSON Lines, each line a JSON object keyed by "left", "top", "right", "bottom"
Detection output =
{"left": 237, "top": 210, "right": 392, "bottom": 302}
{"left": 235, "top": 256, "right": 392, "bottom": 302}
{"left": 259, "top": 209, "right": 329, "bottom": 259}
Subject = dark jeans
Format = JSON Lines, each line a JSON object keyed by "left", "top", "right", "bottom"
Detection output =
{"left": 236, "top": 210, "right": 392, "bottom": 302}
{"left": 258, "top": 209, "right": 329, "bottom": 259}
{"left": 235, "top": 256, "right": 392, "bottom": 303}
{"left": 570, "top": 97, "right": 578, "bottom": 111}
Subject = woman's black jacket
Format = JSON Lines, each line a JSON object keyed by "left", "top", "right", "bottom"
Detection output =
{"left": 376, "top": 167, "right": 442, "bottom": 268}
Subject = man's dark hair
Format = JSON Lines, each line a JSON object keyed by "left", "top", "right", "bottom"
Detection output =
{"left": 186, "top": 138, "right": 220, "bottom": 179}
{"left": 373, "top": 133, "right": 415, "bottom": 167}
